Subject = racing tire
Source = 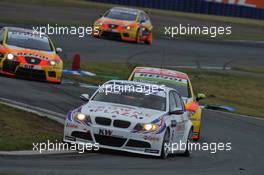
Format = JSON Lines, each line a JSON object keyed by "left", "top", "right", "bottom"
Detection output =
{"left": 136, "top": 28, "right": 142, "bottom": 44}
{"left": 182, "top": 129, "right": 193, "bottom": 157}
{"left": 160, "top": 129, "right": 170, "bottom": 159}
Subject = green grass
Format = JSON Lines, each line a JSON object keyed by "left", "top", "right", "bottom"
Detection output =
{"left": 64, "top": 60, "right": 264, "bottom": 118}
{"left": 233, "top": 66, "right": 264, "bottom": 74}
{"left": 0, "top": 104, "right": 63, "bottom": 151}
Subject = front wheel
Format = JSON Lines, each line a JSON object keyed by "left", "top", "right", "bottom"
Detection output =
{"left": 182, "top": 129, "right": 193, "bottom": 157}
{"left": 160, "top": 129, "right": 170, "bottom": 159}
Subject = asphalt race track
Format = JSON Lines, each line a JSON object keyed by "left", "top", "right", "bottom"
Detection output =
{"left": 0, "top": 76, "right": 264, "bottom": 175}
{"left": 51, "top": 35, "right": 264, "bottom": 68}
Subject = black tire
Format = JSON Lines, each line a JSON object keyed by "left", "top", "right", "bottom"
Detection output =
{"left": 160, "top": 129, "right": 170, "bottom": 159}
{"left": 182, "top": 129, "right": 193, "bottom": 157}
{"left": 136, "top": 28, "right": 142, "bottom": 44}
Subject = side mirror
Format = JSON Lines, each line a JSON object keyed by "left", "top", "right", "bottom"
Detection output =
{"left": 169, "top": 109, "right": 184, "bottom": 115}
{"left": 196, "top": 93, "right": 206, "bottom": 101}
{"left": 56, "top": 47, "right": 63, "bottom": 53}
{"left": 185, "top": 102, "right": 199, "bottom": 113}
{"left": 80, "top": 94, "right": 90, "bottom": 102}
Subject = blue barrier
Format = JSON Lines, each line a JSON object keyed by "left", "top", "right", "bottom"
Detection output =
{"left": 86, "top": 0, "right": 264, "bottom": 20}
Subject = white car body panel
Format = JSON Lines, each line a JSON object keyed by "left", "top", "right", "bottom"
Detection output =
{"left": 64, "top": 80, "right": 193, "bottom": 157}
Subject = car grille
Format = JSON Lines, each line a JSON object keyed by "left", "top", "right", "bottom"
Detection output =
{"left": 2, "top": 60, "right": 20, "bottom": 73}
{"left": 16, "top": 68, "right": 46, "bottom": 81}
{"left": 113, "top": 120, "right": 131, "bottom": 128}
{"left": 101, "top": 31, "right": 121, "bottom": 40}
{"left": 25, "top": 57, "right": 41, "bottom": 65}
{"left": 94, "top": 134, "right": 126, "bottom": 147}
{"left": 95, "top": 117, "right": 112, "bottom": 126}
{"left": 72, "top": 131, "right": 92, "bottom": 141}
{"left": 48, "top": 71, "right": 56, "bottom": 78}
{"left": 126, "top": 139, "right": 151, "bottom": 148}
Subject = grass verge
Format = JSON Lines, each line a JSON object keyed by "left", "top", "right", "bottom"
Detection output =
{"left": 232, "top": 66, "right": 264, "bottom": 74}
{"left": 0, "top": 103, "right": 63, "bottom": 151}
{"left": 64, "top": 60, "right": 264, "bottom": 118}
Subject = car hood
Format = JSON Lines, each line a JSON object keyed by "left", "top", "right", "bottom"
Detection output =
{"left": 98, "top": 17, "right": 136, "bottom": 26}
{"left": 6, "top": 44, "right": 58, "bottom": 61}
{"left": 81, "top": 101, "right": 167, "bottom": 123}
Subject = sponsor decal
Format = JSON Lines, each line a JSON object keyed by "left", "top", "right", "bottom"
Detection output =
{"left": 66, "top": 123, "right": 78, "bottom": 128}
{"left": 88, "top": 105, "right": 151, "bottom": 119}
{"left": 99, "top": 129, "right": 113, "bottom": 136}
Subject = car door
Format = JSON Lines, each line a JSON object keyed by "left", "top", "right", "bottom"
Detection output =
{"left": 169, "top": 91, "right": 185, "bottom": 143}
{"left": 174, "top": 92, "right": 187, "bottom": 135}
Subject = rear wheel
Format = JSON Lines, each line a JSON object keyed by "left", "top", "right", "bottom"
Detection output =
{"left": 160, "top": 129, "right": 170, "bottom": 159}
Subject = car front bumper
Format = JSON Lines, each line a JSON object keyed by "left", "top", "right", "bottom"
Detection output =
{"left": 0, "top": 59, "right": 62, "bottom": 83}
{"left": 64, "top": 120, "right": 164, "bottom": 156}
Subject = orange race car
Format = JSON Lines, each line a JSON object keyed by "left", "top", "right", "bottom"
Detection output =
{"left": 93, "top": 7, "right": 153, "bottom": 45}
{"left": 0, "top": 27, "right": 63, "bottom": 83}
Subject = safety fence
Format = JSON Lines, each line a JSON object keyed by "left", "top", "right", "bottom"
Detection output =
{"left": 86, "top": 0, "right": 264, "bottom": 20}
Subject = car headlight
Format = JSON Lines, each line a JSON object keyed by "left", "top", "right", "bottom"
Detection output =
{"left": 6, "top": 53, "right": 19, "bottom": 61}
{"left": 125, "top": 25, "right": 133, "bottom": 30}
{"left": 134, "top": 123, "right": 159, "bottom": 132}
{"left": 49, "top": 60, "right": 56, "bottom": 66}
{"left": 7, "top": 53, "right": 14, "bottom": 60}
{"left": 49, "top": 60, "right": 61, "bottom": 66}
{"left": 74, "top": 113, "right": 91, "bottom": 123}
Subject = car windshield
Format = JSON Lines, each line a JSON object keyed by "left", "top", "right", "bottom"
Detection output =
{"left": 132, "top": 74, "right": 190, "bottom": 98}
{"left": 6, "top": 31, "right": 53, "bottom": 51}
{"left": 92, "top": 86, "right": 166, "bottom": 111}
{"left": 162, "top": 83, "right": 189, "bottom": 98}
{"left": 104, "top": 9, "right": 137, "bottom": 21}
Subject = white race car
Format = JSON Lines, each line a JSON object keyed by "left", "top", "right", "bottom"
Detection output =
{"left": 64, "top": 80, "right": 193, "bottom": 158}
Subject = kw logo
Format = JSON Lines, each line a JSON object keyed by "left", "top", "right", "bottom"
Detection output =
{"left": 99, "top": 129, "right": 113, "bottom": 136}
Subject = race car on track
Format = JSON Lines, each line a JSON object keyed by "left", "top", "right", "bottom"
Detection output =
{"left": 128, "top": 67, "right": 205, "bottom": 141}
{"left": 93, "top": 7, "right": 153, "bottom": 45}
{"left": 64, "top": 80, "right": 193, "bottom": 158}
{"left": 0, "top": 27, "right": 63, "bottom": 83}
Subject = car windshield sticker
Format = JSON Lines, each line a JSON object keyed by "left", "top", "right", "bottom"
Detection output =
{"left": 100, "top": 82, "right": 166, "bottom": 97}
{"left": 111, "top": 9, "right": 138, "bottom": 15}
{"left": 8, "top": 31, "right": 48, "bottom": 42}
{"left": 133, "top": 73, "right": 188, "bottom": 86}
